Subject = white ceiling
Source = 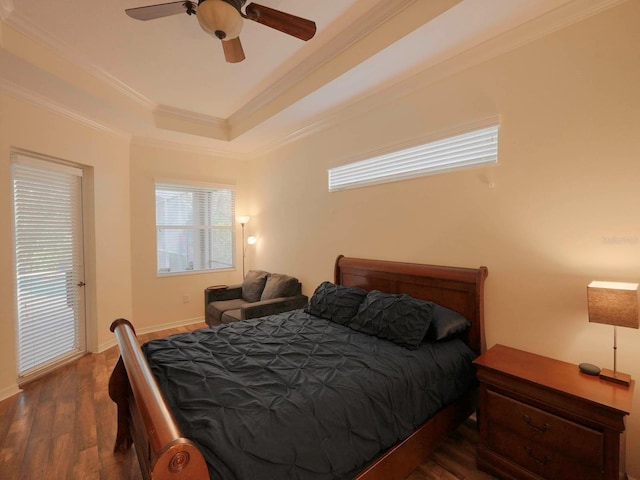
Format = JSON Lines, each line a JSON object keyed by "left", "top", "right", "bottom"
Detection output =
{"left": 0, "top": 0, "right": 617, "bottom": 157}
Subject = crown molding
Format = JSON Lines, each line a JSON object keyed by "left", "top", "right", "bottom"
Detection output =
{"left": 2, "top": 0, "right": 421, "bottom": 142}
{"left": 0, "top": 78, "right": 130, "bottom": 138}
{"left": 0, "top": 77, "right": 247, "bottom": 156}
{"left": 228, "top": 0, "right": 421, "bottom": 136}
{"left": 0, "top": 0, "right": 451, "bottom": 146}
{"left": 4, "top": 11, "right": 155, "bottom": 109}
{"left": 153, "top": 105, "right": 229, "bottom": 141}
{"left": 155, "top": 104, "right": 228, "bottom": 129}
{"left": 153, "top": 0, "right": 427, "bottom": 141}
{"left": 130, "top": 135, "right": 248, "bottom": 160}
{"left": 229, "top": 0, "right": 462, "bottom": 139}
{"left": 254, "top": 0, "right": 627, "bottom": 157}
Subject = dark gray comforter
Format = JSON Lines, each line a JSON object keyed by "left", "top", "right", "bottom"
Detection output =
{"left": 142, "top": 310, "right": 477, "bottom": 480}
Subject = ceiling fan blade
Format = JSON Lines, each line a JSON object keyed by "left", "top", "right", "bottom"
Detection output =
{"left": 245, "top": 3, "right": 316, "bottom": 41}
{"left": 222, "top": 37, "right": 246, "bottom": 63}
{"left": 125, "top": 1, "right": 194, "bottom": 21}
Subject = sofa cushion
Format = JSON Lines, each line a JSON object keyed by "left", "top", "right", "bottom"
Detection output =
{"left": 261, "top": 273, "right": 299, "bottom": 301}
{"left": 242, "top": 270, "right": 269, "bottom": 302}
{"left": 221, "top": 309, "right": 242, "bottom": 324}
{"left": 206, "top": 298, "right": 248, "bottom": 325}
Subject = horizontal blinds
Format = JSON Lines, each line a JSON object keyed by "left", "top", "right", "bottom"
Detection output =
{"left": 12, "top": 160, "right": 85, "bottom": 376}
{"left": 328, "top": 124, "right": 499, "bottom": 192}
{"left": 155, "top": 182, "right": 235, "bottom": 274}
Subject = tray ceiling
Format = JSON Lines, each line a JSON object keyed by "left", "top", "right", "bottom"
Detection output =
{"left": 0, "top": 0, "right": 619, "bottom": 156}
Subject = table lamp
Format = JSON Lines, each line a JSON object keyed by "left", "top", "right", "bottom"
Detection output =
{"left": 587, "top": 281, "right": 639, "bottom": 387}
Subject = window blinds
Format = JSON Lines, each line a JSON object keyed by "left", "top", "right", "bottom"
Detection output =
{"left": 328, "top": 123, "right": 499, "bottom": 192}
{"left": 155, "top": 181, "right": 235, "bottom": 274}
{"left": 12, "top": 156, "right": 86, "bottom": 377}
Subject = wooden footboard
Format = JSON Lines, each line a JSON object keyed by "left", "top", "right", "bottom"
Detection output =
{"left": 108, "top": 318, "right": 210, "bottom": 480}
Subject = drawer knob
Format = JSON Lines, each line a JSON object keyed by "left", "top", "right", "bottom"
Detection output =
{"left": 524, "top": 445, "right": 552, "bottom": 466}
{"left": 522, "top": 414, "right": 551, "bottom": 434}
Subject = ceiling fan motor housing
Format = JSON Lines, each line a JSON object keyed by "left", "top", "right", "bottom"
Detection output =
{"left": 196, "top": 0, "right": 244, "bottom": 40}
{"left": 197, "top": 0, "right": 245, "bottom": 10}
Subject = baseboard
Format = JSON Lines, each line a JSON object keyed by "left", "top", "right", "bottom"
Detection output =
{"left": 0, "top": 384, "right": 20, "bottom": 402}
{"left": 97, "top": 316, "right": 205, "bottom": 353}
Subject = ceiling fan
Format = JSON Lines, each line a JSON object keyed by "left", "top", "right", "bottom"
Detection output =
{"left": 125, "top": 0, "right": 317, "bottom": 63}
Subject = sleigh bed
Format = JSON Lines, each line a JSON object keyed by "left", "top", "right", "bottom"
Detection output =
{"left": 109, "top": 255, "right": 488, "bottom": 480}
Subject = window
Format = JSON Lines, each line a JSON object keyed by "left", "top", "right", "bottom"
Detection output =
{"left": 328, "top": 120, "right": 499, "bottom": 192}
{"left": 155, "top": 181, "right": 235, "bottom": 275}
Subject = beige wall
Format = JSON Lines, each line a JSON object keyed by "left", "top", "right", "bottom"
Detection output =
{"left": 249, "top": 2, "right": 640, "bottom": 476}
{"left": 128, "top": 143, "right": 250, "bottom": 332}
{"left": 0, "top": 93, "right": 132, "bottom": 395}
{"left": 1, "top": 0, "right": 639, "bottom": 475}
{"left": 0, "top": 101, "right": 251, "bottom": 391}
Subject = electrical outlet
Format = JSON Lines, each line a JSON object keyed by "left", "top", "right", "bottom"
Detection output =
{"left": 183, "top": 294, "right": 191, "bottom": 303}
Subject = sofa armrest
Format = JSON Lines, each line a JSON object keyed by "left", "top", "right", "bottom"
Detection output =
{"left": 204, "top": 284, "right": 243, "bottom": 305}
{"left": 240, "top": 295, "right": 309, "bottom": 320}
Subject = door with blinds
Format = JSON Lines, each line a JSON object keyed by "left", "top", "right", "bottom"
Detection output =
{"left": 11, "top": 153, "right": 86, "bottom": 380}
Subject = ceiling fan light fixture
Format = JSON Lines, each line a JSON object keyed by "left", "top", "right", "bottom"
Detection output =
{"left": 196, "top": 0, "right": 243, "bottom": 40}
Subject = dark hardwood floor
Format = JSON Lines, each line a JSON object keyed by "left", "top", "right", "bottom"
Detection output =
{"left": 0, "top": 323, "right": 494, "bottom": 480}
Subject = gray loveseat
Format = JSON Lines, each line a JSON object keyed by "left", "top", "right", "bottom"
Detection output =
{"left": 204, "top": 270, "right": 308, "bottom": 326}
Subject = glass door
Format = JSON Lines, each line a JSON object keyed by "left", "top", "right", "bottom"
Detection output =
{"left": 11, "top": 153, "right": 86, "bottom": 380}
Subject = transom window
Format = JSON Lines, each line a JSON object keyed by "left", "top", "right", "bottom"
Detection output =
{"left": 328, "top": 120, "right": 499, "bottom": 192}
{"left": 155, "top": 181, "right": 235, "bottom": 275}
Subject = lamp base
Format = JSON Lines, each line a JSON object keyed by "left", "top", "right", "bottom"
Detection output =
{"left": 599, "top": 368, "right": 631, "bottom": 387}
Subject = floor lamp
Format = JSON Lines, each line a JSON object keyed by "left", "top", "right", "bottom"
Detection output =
{"left": 237, "top": 216, "right": 250, "bottom": 279}
{"left": 245, "top": 235, "right": 257, "bottom": 277}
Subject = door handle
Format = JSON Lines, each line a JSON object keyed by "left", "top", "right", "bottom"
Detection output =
{"left": 77, "top": 281, "right": 86, "bottom": 287}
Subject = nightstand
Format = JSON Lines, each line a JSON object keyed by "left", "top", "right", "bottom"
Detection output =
{"left": 474, "top": 344, "right": 634, "bottom": 480}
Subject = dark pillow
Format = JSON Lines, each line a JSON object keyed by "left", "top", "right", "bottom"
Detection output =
{"left": 426, "top": 304, "right": 471, "bottom": 341}
{"left": 261, "top": 273, "right": 299, "bottom": 301}
{"left": 349, "top": 290, "right": 433, "bottom": 349}
{"left": 242, "top": 270, "right": 269, "bottom": 302}
{"left": 305, "top": 281, "right": 367, "bottom": 325}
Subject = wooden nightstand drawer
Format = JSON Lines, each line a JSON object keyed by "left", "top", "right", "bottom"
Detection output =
{"left": 474, "top": 345, "right": 634, "bottom": 480}
{"left": 487, "top": 425, "right": 602, "bottom": 480}
{"left": 486, "top": 390, "right": 603, "bottom": 470}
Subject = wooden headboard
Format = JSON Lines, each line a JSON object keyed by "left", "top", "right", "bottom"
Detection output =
{"left": 334, "top": 255, "right": 488, "bottom": 355}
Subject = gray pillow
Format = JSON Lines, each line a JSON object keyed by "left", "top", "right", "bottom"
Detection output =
{"left": 242, "top": 270, "right": 269, "bottom": 302}
{"left": 349, "top": 290, "right": 433, "bottom": 349}
{"left": 425, "top": 304, "right": 471, "bottom": 341}
{"left": 260, "top": 273, "right": 299, "bottom": 300}
{"left": 305, "top": 281, "right": 367, "bottom": 325}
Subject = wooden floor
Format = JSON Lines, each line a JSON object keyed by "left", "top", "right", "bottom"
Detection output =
{"left": 0, "top": 323, "right": 495, "bottom": 480}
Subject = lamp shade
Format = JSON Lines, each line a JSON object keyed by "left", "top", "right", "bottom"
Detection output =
{"left": 587, "top": 281, "right": 639, "bottom": 329}
{"left": 247, "top": 235, "right": 257, "bottom": 245}
{"left": 237, "top": 215, "right": 250, "bottom": 225}
{"left": 196, "top": 0, "right": 243, "bottom": 40}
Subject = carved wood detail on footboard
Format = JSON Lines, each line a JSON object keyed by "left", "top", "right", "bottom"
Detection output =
{"left": 108, "top": 318, "right": 210, "bottom": 480}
